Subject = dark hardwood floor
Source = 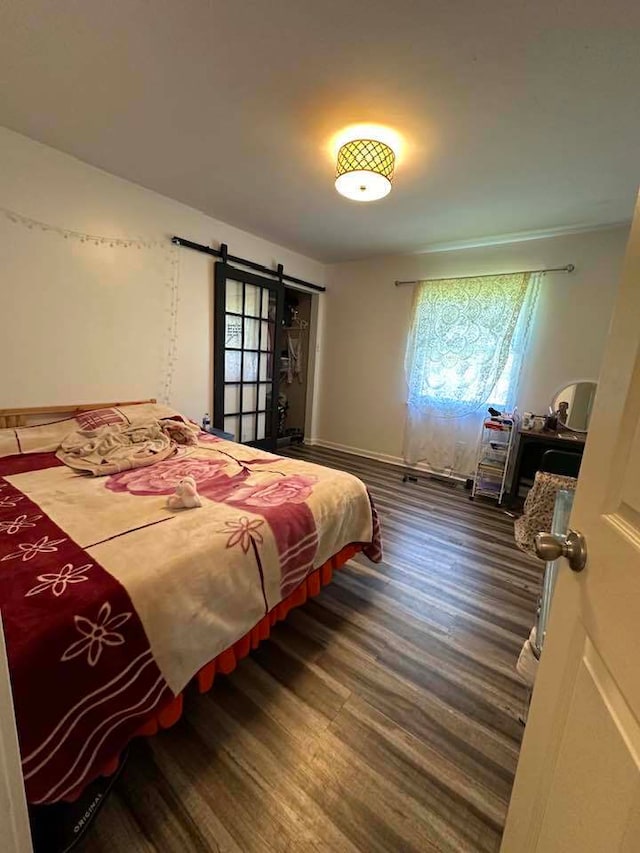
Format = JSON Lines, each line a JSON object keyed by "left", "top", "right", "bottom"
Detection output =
{"left": 83, "top": 446, "right": 540, "bottom": 853}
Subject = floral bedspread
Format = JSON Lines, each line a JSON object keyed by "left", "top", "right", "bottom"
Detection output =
{"left": 0, "top": 404, "right": 381, "bottom": 803}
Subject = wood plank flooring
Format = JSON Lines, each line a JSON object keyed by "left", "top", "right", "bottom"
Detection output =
{"left": 83, "top": 446, "right": 541, "bottom": 853}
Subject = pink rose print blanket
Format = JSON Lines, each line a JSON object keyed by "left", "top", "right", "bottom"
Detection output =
{"left": 0, "top": 404, "right": 381, "bottom": 803}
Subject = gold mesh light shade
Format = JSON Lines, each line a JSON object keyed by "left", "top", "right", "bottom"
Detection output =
{"left": 335, "top": 138, "right": 396, "bottom": 201}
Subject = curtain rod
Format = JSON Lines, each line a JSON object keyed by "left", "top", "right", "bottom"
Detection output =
{"left": 394, "top": 263, "right": 575, "bottom": 287}
{"left": 171, "top": 236, "right": 326, "bottom": 293}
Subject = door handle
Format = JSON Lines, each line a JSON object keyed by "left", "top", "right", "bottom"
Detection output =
{"left": 534, "top": 530, "right": 587, "bottom": 573}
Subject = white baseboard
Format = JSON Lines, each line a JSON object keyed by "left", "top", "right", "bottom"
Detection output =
{"left": 304, "top": 437, "right": 465, "bottom": 482}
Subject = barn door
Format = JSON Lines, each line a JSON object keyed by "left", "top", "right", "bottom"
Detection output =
{"left": 213, "top": 262, "right": 283, "bottom": 450}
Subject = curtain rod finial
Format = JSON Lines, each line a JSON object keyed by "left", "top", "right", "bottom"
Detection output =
{"left": 567, "top": 264, "right": 575, "bottom": 273}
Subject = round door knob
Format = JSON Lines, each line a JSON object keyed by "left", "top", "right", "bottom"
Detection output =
{"left": 534, "top": 530, "right": 587, "bottom": 573}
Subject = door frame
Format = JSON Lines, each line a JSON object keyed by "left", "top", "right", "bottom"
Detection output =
{"left": 213, "top": 261, "right": 284, "bottom": 450}
{"left": 0, "top": 613, "right": 33, "bottom": 853}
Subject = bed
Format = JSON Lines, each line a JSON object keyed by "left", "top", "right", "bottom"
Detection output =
{"left": 0, "top": 400, "right": 381, "bottom": 805}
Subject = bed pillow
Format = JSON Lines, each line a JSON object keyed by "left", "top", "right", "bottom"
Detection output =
{"left": 0, "top": 403, "right": 187, "bottom": 458}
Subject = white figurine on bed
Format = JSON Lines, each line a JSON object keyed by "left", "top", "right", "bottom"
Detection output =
{"left": 167, "top": 476, "right": 202, "bottom": 509}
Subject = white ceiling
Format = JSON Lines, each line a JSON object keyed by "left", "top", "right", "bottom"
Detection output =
{"left": 1, "top": 0, "right": 638, "bottom": 262}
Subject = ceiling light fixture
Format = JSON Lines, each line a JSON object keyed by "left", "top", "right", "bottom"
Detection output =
{"left": 335, "top": 138, "right": 396, "bottom": 202}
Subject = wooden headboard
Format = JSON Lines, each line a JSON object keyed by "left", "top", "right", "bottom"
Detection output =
{"left": 0, "top": 399, "right": 157, "bottom": 429}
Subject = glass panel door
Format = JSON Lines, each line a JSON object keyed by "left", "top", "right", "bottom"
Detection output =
{"left": 214, "top": 262, "right": 283, "bottom": 450}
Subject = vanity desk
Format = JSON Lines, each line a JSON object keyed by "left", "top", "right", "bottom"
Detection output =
{"left": 506, "top": 379, "right": 597, "bottom": 506}
{"left": 507, "top": 428, "right": 586, "bottom": 506}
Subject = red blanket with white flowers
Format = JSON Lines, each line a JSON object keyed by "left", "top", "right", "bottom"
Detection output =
{"left": 0, "top": 403, "right": 381, "bottom": 803}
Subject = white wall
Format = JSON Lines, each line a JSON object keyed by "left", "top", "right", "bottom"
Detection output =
{"left": 0, "top": 127, "right": 325, "bottom": 424}
{"left": 317, "top": 226, "right": 629, "bottom": 460}
{"left": 0, "top": 127, "right": 629, "bottom": 456}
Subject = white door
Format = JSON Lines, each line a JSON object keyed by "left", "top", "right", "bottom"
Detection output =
{"left": 0, "top": 613, "right": 32, "bottom": 852}
{"left": 501, "top": 198, "right": 640, "bottom": 852}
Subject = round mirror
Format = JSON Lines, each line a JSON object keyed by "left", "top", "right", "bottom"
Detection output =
{"left": 551, "top": 381, "right": 598, "bottom": 433}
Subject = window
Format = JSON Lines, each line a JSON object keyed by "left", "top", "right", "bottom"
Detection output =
{"left": 405, "top": 271, "right": 539, "bottom": 418}
{"left": 418, "top": 348, "right": 515, "bottom": 407}
{"left": 489, "top": 354, "right": 514, "bottom": 408}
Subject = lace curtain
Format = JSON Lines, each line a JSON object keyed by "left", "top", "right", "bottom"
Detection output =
{"left": 403, "top": 272, "right": 540, "bottom": 475}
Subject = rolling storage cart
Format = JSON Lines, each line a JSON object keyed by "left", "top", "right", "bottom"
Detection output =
{"left": 471, "top": 414, "right": 516, "bottom": 504}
